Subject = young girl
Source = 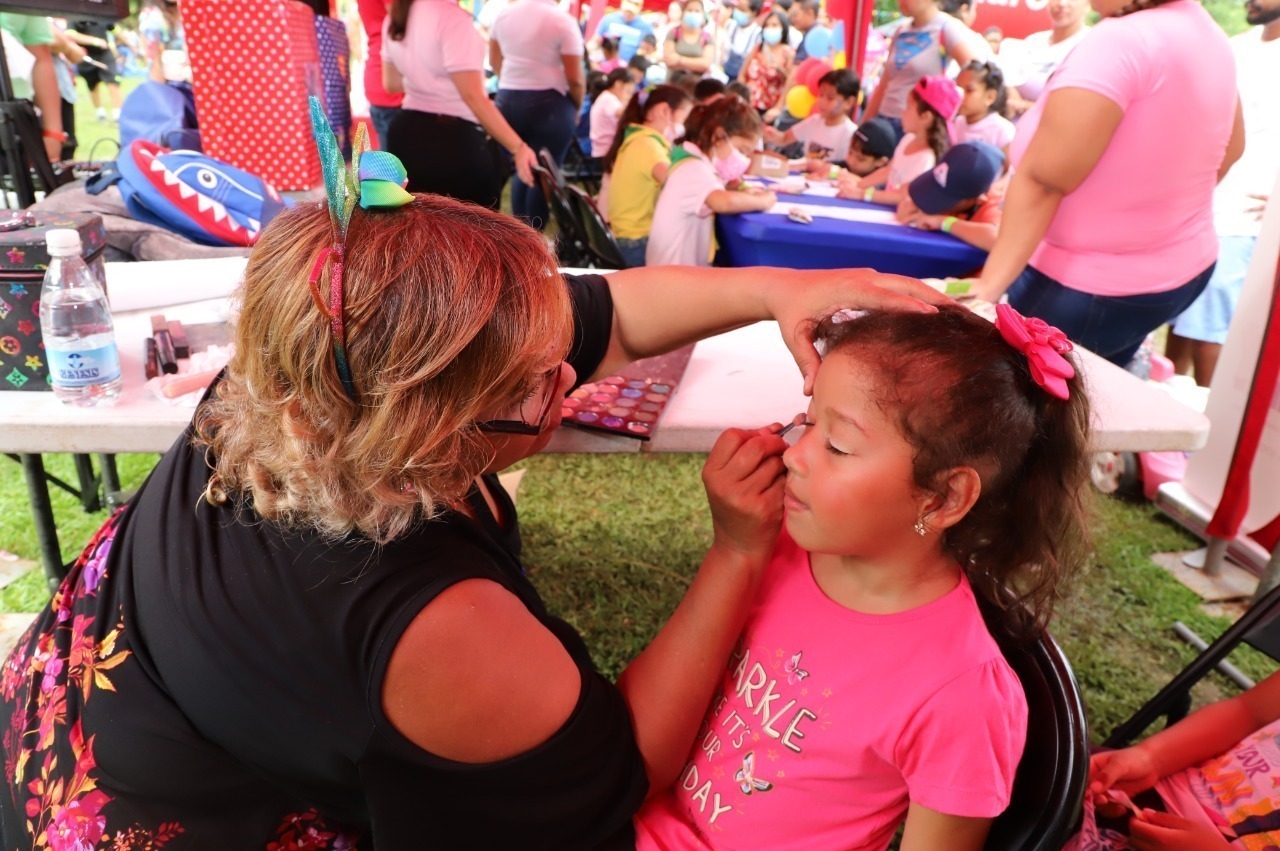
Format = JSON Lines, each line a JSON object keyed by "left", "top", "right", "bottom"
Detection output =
{"left": 1083, "top": 668, "right": 1280, "bottom": 849}
{"left": 635, "top": 303, "right": 1093, "bottom": 850}
{"left": 953, "top": 60, "right": 1015, "bottom": 156}
{"left": 590, "top": 68, "right": 635, "bottom": 157}
{"left": 603, "top": 84, "right": 693, "bottom": 267}
{"left": 647, "top": 96, "right": 777, "bottom": 266}
{"left": 739, "top": 9, "right": 794, "bottom": 114}
{"left": 846, "top": 76, "right": 957, "bottom": 206}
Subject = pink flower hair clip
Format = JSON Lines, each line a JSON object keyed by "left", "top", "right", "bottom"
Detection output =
{"left": 994, "top": 304, "right": 1075, "bottom": 401}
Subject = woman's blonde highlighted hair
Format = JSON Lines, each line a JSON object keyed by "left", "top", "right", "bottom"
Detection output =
{"left": 194, "top": 195, "right": 570, "bottom": 543}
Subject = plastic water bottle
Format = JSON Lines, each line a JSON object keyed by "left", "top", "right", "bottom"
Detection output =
{"left": 39, "top": 229, "right": 121, "bottom": 406}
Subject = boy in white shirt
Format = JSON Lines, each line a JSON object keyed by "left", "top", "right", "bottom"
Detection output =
{"left": 763, "top": 68, "right": 859, "bottom": 164}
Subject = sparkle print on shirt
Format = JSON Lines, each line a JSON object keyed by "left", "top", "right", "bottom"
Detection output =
{"left": 676, "top": 642, "right": 827, "bottom": 832}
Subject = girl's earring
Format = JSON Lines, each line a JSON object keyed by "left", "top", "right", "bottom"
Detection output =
{"left": 913, "top": 517, "right": 928, "bottom": 537}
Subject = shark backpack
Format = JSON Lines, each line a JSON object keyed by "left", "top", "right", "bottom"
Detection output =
{"left": 109, "top": 140, "right": 290, "bottom": 247}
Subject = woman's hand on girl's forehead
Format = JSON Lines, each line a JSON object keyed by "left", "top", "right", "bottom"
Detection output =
{"left": 761, "top": 270, "right": 946, "bottom": 396}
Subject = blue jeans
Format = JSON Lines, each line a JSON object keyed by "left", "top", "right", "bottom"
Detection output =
{"left": 617, "top": 237, "right": 647, "bottom": 268}
{"left": 1007, "top": 263, "right": 1216, "bottom": 367}
{"left": 369, "top": 104, "right": 400, "bottom": 151}
{"left": 496, "top": 89, "right": 578, "bottom": 230}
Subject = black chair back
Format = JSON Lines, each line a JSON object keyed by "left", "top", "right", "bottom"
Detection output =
{"left": 981, "top": 603, "right": 1090, "bottom": 851}
{"left": 531, "top": 164, "right": 587, "bottom": 267}
{"left": 537, "top": 148, "right": 568, "bottom": 193}
{"left": 564, "top": 184, "right": 629, "bottom": 270}
{"left": 1105, "top": 578, "right": 1280, "bottom": 747}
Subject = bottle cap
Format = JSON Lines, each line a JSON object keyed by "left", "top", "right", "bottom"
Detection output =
{"left": 45, "top": 229, "right": 82, "bottom": 256}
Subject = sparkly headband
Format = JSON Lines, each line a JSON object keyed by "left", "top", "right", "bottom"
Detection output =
{"left": 993, "top": 304, "right": 1075, "bottom": 401}
{"left": 306, "top": 96, "right": 413, "bottom": 402}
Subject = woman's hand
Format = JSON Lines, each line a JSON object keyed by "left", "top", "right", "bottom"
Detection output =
{"left": 762, "top": 270, "right": 947, "bottom": 394}
{"left": 1129, "top": 811, "right": 1234, "bottom": 851}
{"left": 513, "top": 143, "right": 537, "bottom": 187}
{"left": 1088, "top": 747, "right": 1161, "bottom": 804}
{"left": 703, "top": 426, "right": 787, "bottom": 561}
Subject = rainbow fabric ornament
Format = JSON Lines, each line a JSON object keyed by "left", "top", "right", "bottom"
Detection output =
{"left": 306, "top": 96, "right": 412, "bottom": 402}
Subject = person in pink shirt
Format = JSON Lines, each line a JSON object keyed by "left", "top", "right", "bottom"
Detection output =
{"left": 971, "top": 0, "right": 1245, "bottom": 367}
{"left": 634, "top": 303, "right": 1094, "bottom": 851}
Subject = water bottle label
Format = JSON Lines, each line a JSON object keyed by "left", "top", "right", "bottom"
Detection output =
{"left": 48, "top": 344, "right": 121, "bottom": 388}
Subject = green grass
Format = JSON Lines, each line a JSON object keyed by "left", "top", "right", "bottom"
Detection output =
{"left": 1, "top": 449, "right": 1272, "bottom": 745}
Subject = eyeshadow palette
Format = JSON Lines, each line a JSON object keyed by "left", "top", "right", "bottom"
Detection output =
{"left": 561, "top": 345, "right": 694, "bottom": 441}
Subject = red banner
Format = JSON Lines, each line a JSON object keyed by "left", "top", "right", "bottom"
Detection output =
{"left": 972, "top": 0, "right": 1053, "bottom": 40}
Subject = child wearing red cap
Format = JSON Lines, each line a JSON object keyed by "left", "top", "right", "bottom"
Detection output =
{"left": 840, "top": 76, "right": 959, "bottom": 207}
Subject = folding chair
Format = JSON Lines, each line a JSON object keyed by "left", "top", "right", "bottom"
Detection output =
{"left": 1104, "top": 579, "right": 1280, "bottom": 748}
{"left": 561, "top": 141, "right": 603, "bottom": 196}
{"left": 564, "top": 184, "right": 629, "bottom": 270}
{"left": 537, "top": 148, "right": 568, "bottom": 194}
{"left": 531, "top": 164, "right": 587, "bottom": 267}
{"left": 980, "top": 601, "right": 1090, "bottom": 851}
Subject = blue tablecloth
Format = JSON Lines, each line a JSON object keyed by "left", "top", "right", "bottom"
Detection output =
{"left": 716, "top": 190, "right": 988, "bottom": 278}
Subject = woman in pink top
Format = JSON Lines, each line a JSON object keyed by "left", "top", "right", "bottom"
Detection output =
{"left": 972, "top": 0, "right": 1245, "bottom": 367}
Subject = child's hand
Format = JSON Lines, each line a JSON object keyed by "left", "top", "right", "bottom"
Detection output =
{"left": 754, "top": 191, "right": 778, "bottom": 209}
{"left": 1088, "top": 747, "right": 1161, "bottom": 803}
{"left": 1128, "top": 810, "right": 1234, "bottom": 851}
{"left": 801, "top": 159, "right": 831, "bottom": 178}
{"left": 703, "top": 426, "right": 787, "bottom": 561}
{"left": 895, "top": 197, "right": 919, "bottom": 223}
{"left": 763, "top": 126, "right": 783, "bottom": 145}
{"left": 910, "top": 213, "right": 947, "bottom": 231}
{"left": 835, "top": 171, "right": 862, "bottom": 197}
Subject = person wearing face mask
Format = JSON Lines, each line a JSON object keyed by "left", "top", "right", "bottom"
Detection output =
{"left": 739, "top": 9, "right": 795, "bottom": 113}
{"left": 603, "top": 85, "right": 695, "bottom": 267}
{"left": 647, "top": 96, "right": 778, "bottom": 266}
{"left": 721, "top": 0, "right": 764, "bottom": 79}
{"left": 665, "top": 0, "right": 717, "bottom": 74}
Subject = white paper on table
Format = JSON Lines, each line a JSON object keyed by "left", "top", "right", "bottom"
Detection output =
{"left": 793, "top": 182, "right": 841, "bottom": 198}
{"left": 763, "top": 202, "right": 901, "bottom": 226}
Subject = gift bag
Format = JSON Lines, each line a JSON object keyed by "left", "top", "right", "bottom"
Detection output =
{"left": 184, "top": 0, "right": 322, "bottom": 190}
{"left": 314, "top": 16, "right": 352, "bottom": 159}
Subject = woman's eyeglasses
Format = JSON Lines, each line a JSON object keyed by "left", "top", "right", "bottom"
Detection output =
{"left": 476, "top": 363, "right": 564, "bottom": 436}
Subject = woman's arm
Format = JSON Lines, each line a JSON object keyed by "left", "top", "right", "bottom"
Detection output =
{"left": 382, "top": 60, "right": 404, "bottom": 95}
{"left": 972, "top": 87, "right": 1122, "bottom": 302}
{"left": 596, "top": 266, "right": 947, "bottom": 394}
{"left": 663, "top": 35, "right": 684, "bottom": 69}
{"left": 1219, "top": 96, "right": 1245, "bottom": 183}
{"left": 563, "top": 54, "right": 586, "bottom": 109}
{"left": 618, "top": 426, "right": 788, "bottom": 792}
{"left": 652, "top": 161, "right": 671, "bottom": 185}
{"left": 899, "top": 804, "right": 992, "bottom": 851}
{"left": 450, "top": 69, "right": 538, "bottom": 185}
{"left": 383, "top": 427, "right": 789, "bottom": 795}
{"left": 690, "top": 38, "right": 716, "bottom": 74}
{"left": 489, "top": 39, "right": 504, "bottom": 78}
{"left": 862, "top": 70, "right": 887, "bottom": 121}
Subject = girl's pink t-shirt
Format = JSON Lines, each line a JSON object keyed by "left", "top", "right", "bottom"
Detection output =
{"left": 633, "top": 531, "right": 1027, "bottom": 851}
{"left": 1010, "top": 0, "right": 1236, "bottom": 297}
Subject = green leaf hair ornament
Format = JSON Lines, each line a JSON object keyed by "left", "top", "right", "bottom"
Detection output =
{"left": 305, "top": 96, "right": 413, "bottom": 402}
